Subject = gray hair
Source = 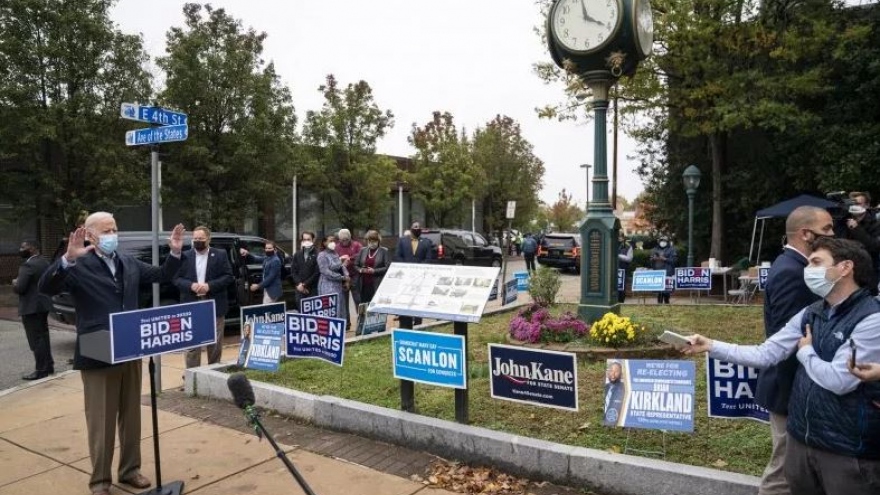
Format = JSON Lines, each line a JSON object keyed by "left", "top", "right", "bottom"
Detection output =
{"left": 84, "top": 212, "right": 114, "bottom": 232}
{"left": 338, "top": 228, "right": 352, "bottom": 240}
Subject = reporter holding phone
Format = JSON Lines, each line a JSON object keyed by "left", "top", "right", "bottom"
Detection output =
{"left": 683, "top": 238, "right": 880, "bottom": 495}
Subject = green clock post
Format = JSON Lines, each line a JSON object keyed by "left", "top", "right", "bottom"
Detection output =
{"left": 546, "top": 0, "right": 654, "bottom": 321}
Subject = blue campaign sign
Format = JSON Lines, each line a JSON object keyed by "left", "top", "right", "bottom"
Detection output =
{"left": 125, "top": 124, "right": 188, "bottom": 146}
{"left": 392, "top": 329, "right": 466, "bottom": 389}
{"left": 488, "top": 278, "right": 499, "bottom": 301}
{"left": 631, "top": 270, "right": 667, "bottom": 291}
{"left": 110, "top": 300, "right": 216, "bottom": 363}
{"left": 675, "top": 267, "right": 712, "bottom": 290}
{"left": 504, "top": 279, "right": 518, "bottom": 305}
{"left": 120, "top": 103, "right": 188, "bottom": 126}
{"left": 300, "top": 293, "right": 338, "bottom": 317}
{"left": 239, "top": 322, "right": 284, "bottom": 372}
{"left": 489, "top": 344, "right": 578, "bottom": 411}
{"left": 706, "top": 357, "right": 769, "bottom": 423}
{"left": 617, "top": 269, "right": 625, "bottom": 293}
{"left": 285, "top": 313, "right": 346, "bottom": 366}
{"left": 604, "top": 359, "right": 696, "bottom": 432}
{"left": 355, "top": 303, "right": 387, "bottom": 336}
{"left": 758, "top": 267, "right": 770, "bottom": 291}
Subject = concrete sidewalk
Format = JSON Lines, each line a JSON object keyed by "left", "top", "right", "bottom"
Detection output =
{"left": 0, "top": 347, "right": 460, "bottom": 495}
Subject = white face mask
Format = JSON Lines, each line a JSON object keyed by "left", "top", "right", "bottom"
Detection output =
{"left": 659, "top": 241, "right": 668, "bottom": 248}
{"left": 326, "top": 242, "right": 336, "bottom": 251}
{"left": 803, "top": 265, "right": 841, "bottom": 298}
{"left": 301, "top": 241, "right": 313, "bottom": 249}
{"left": 849, "top": 205, "right": 867, "bottom": 216}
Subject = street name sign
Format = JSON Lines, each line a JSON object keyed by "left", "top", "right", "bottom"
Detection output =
{"left": 120, "top": 103, "right": 188, "bottom": 126}
{"left": 125, "top": 124, "right": 188, "bottom": 146}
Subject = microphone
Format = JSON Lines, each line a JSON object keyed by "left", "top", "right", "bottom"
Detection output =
{"left": 227, "top": 372, "right": 255, "bottom": 410}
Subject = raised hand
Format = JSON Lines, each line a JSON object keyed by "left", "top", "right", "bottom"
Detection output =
{"left": 168, "top": 223, "right": 185, "bottom": 254}
{"left": 65, "top": 227, "right": 94, "bottom": 262}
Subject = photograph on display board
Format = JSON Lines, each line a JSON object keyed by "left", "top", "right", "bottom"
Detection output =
{"left": 604, "top": 360, "right": 628, "bottom": 426}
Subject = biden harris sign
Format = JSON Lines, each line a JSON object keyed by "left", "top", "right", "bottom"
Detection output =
{"left": 109, "top": 300, "right": 217, "bottom": 363}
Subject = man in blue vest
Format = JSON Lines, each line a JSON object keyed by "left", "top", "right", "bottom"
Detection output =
{"left": 685, "top": 237, "right": 880, "bottom": 495}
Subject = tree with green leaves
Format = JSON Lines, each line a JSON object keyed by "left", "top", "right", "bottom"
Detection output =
{"left": 472, "top": 115, "right": 545, "bottom": 237}
{"left": 300, "top": 74, "right": 398, "bottom": 232}
{"left": 547, "top": 189, "right": 583, "bottom": 232}
{"left": 408, "top": 111, "right": 484, "bottom": 227}
{"left": 157, "top": 3, "right": 297, "bottom": 231}
{"left": 0, "top": 0, "right": 153, "bottom": 233}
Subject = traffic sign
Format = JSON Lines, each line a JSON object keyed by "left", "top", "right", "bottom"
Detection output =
{"left": 120, "top": 103, "right": 188, "bottom": 126}
{"left": 125, "top": 125, "right": 189, "bottom": 146}
{"left": 506, "top": 201, "right": 516, "bottom": 219}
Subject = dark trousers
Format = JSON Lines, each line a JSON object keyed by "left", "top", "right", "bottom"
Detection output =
{"left": 785, "top": 436, "right": 880, "bottom": 495}
{"left": 22, "top": 312, "right": 53, "bottom": 373}
{"left": 524, "top": 255, "right": 536, "bottom": 273}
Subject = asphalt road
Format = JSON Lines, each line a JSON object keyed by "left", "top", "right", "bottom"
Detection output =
{"left": 0, "top": 318, "right": 77, "bottom": 391}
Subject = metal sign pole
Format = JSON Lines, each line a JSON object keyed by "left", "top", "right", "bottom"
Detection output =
{"left": 150, "top": 149, "right": 163, "bottom": 392}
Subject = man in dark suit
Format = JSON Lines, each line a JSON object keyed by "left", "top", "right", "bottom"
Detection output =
{"left": 393, "top": 221, "right": 434, "bottom": 263}
{"left": 754, "top": 205, "right": 834, "bottom": 495}
{"left": 603, "top": 361, "right": 626, "bottom": 426}
{"left": 39, "top": 212, "right": 185, "bottom": 495}
{"left": 174, "top": 226, "right": 234, "bottom": 368}
{"left": 291, "top": 230, "right": 320, "bottom": 312}
{"left": 13, "top": 239, "right": 54, "bottom": 380}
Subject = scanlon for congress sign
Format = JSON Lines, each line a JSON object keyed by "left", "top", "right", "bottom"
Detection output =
{"left": 488, "top": 344, "right": 578, "bottom": 411}
{"left": 110, "top": 300, "right": 216, "bottom": 363}
{"left": 392, "top": 329, "right": 466, "bottom": 389}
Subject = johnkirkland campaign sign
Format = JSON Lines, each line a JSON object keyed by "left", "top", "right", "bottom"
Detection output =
{"left": 110, "top": 300, "right": 216, "bottom": 363}
{"left": 286, "top": 313, "right": 346, "bottom": 366}
{"left": 489, "top": 344, "right": 578, "bottom": 411}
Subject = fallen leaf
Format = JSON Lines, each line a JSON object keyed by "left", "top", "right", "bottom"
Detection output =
{"left": 577, "top": 422, "right": 591, "bottom": 430}
{"left": 712, "top": 459, "right": 728, "bottom": 468}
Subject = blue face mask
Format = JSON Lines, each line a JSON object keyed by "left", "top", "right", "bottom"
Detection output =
{"left": 98, "top": 233, "right": 118, "bottom": 255}
{"left": 803, "top": 265, "right": 840, "bottom": 299}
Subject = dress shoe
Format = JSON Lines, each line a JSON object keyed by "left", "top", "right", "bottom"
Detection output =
{"left": 120, "top": 473, "right": 151, "bottom": 489}
{"left": 21, "top": 371, "right": 49, "bottom": 380}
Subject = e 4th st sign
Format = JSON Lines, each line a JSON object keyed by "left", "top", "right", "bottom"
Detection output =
{"left": 121, "top": 103, "right": 188, "bottom": 126}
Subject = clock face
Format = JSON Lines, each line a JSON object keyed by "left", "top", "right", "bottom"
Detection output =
{"left": 634, "top": 0, "right": 654, "bottom": 57}
{"left": 551, "top": 0, "right": 621, "bottom": 53}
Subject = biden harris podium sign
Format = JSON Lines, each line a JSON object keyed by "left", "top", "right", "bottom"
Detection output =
{"left": 99, "top": 300, "right": 217, "bottom": 364}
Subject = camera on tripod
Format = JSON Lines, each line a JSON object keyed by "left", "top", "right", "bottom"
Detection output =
{"left": 826, "top": 191, "right": 857, "bottom": 221}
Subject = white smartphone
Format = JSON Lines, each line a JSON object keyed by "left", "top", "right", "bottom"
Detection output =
{"left": 659, "top": 330, "right": 692, "bottom": 347}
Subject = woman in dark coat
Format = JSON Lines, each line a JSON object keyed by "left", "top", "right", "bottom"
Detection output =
{"left": 354, "top": 230, "right": 390, "bottom": 304}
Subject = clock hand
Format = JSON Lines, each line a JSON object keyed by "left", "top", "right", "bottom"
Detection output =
{"left": 579, "top": 1, "right": 604, "bottom": 25}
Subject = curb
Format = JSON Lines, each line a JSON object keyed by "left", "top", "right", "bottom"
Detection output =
{"left": 189, "top": 364, "right": 758, "bottom": 495}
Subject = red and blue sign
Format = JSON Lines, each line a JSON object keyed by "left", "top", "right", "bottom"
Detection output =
{"left": 674, "top": 268, "right": 711, "bottom": 290}
{"left": 758, "top": 267, "right": 770, "bottom": 291}
{"left": 110, "top": 300, "right": 216, "bottom": 363}
{"left": 285, "top": 313, "right": 346, "bottom": 366}
{"left": 706, "top": 357, "right": 769, "bottom": 423}
{"left": 300, "top": 293, "right": 339, "bottom": 317}
{"left": 489, "top": 344, "right": 578, "bottom": 411}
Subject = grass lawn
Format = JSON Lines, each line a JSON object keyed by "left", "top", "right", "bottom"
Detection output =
{"left": 246, "top": 304, "right": 770, "bottom": 476}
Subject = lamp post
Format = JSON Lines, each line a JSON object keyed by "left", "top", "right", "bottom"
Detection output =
{"left": 579, "top": 163, "right": 592, "bottom": 211}
{"left": 682, "top": 165, "right": 702, "bottom": 268}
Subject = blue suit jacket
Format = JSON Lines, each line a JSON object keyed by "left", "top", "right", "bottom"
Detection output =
{"left": 39, "top": 251, "right": 182, "bottom": 370}
{"left": 250, "top": 253, "right": 282, "bottom": 300}
{"left": 755, "top": 247, "right": 821, "bottom": 414}
{"left": 393, "top": 237, "right": 434, "bottom": 263}
{"left": 173, "top": 247, "right": 234, "bottom": 316}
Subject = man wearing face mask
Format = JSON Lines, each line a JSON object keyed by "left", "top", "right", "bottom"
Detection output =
{"left": 175, "top": 226, "right": 234, "bottom": 368}
{"left": 843, "top": 192, "right": 880, "bottom": 276}
{"left": 291, "top": 231, "right": 320, "bottom": 312}
{"left": 649, "top": 235, "right": 677, "bottom": 304}
{"left": 39, "top": 212, "right": 185, "bottom": 495}
{"left": 684, "top": 237, "right": 880, "bottom": 495}
{"left": 13, "top": 240, "right": 54, "bottom": 380}
{"left": 754, "top": 206, "right": 834, "bottom": 495}
{"left": 393, "top": 221, "right": 434, "bottom": 324}
{"left": 240, "top": 240, "right": 283, "bottom": 304}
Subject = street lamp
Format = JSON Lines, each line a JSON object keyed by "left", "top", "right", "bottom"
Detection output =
{"left": 682, "top": 165, "right": 702, "bottom": 268}
{"left": 579, "top": 163, "right": 592, "bottom": 211}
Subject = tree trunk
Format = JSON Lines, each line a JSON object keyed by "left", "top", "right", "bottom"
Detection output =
{"left": 709, "top": 132, "right": 726, "bottom": 263}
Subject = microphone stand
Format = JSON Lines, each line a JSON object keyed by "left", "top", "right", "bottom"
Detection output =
{"left": 140, "top": 356, "right": 184, "bottom": 495}
{"left": 243, "top": 405, "right": 318, "bottom": 495}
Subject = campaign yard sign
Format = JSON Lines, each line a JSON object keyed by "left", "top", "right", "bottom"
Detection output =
{"left": 285, "top": 313, "right": 346, "bottom": 366}
{"left": 392, "top": 329, "right": 466, "bottom": 389}
{"left": 504, "top": 279, "right": 518, "bottom": 305}
{"left": 239, "top": 322, "right": 284, "bottom": 372}
{"left": 674, "top": 268, "right": 711, "bottom": 290}
{"left": 300, "top": 293, "right": 339, "bottom": 317}
{"left": 617, "top": 268, "right": 625, "bottom": 293}
{"left": 604, "top": 359, "right": 696, "bottom": 432}
{"left": 240, "top": 302, "right": 287, "bottom": 337}
{"left": 110, "top": 300, "right": 216, "bottom": 363}
{"left": 355, "top": 303, "right": 387, "bottom": 336}
{"left": 706, "top": 357, "right": 769, "bottom": 423}
{"left": 758, "top": 267, "right": 770, "bottom": 291}
{"left": 631, "top": 270, "right": 667, "bottom": 292}
{"left": 488, "top": 344, "right": 578, "bottom": 411}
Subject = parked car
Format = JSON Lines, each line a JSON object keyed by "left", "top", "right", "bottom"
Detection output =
{"left": 47, "top": 231, "right": 295, "bottom": 331}
{"left": 536, "top": 232, "right": 582, "bottom": 274}
{"left": 419, "top": 229, "right": 503, "bottom": 267}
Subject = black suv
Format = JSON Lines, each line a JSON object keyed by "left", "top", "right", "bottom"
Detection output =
{"left": 421, "top": 229, "right": 502, "bottom": 267}
{"left": 536, "top": 233, "right": 582, "bottom": 274}
{"left": 48, "top": 231, "right": 295, "bottom": 330}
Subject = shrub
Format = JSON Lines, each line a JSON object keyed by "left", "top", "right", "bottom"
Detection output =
{"left": 589, "top": 312, "right": 650, "bottom": 348}
{"left": 528, "top": 266, "right": 561, "bottom": 307}
{"left": 509, "top": 303, "right": 589, "bottom": 344}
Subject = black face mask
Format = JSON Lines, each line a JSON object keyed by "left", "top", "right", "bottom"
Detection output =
{"left": 193, "top": 241, "right": 207, "bottom": 251}
{"left": 411, "top": 229, "right": 421, "bottom": 238}
{"left": 19, "top": 249, "right": 31, "bottom": 259}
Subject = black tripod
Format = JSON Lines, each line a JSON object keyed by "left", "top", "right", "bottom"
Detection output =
{"left": 139, "top": 356, "right": 184, "bottom": 495}
{"left": 243, "top": 405, "right": 318, "bottom": 495}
